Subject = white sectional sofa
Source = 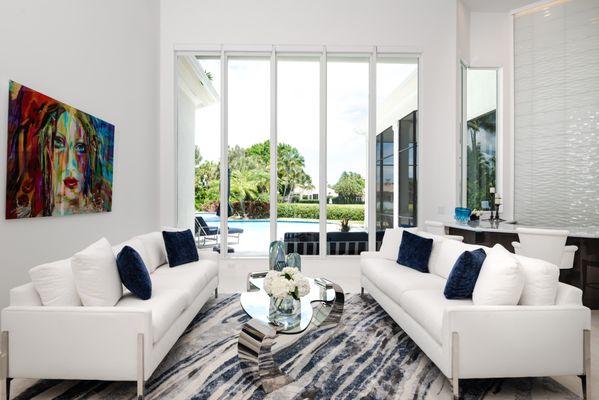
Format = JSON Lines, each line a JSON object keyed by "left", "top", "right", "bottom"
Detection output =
{"left": 1, "top": 231, "right": 218, "bottom": 400}
{"left": 361, "top": 229, "right": 591, "bottom": 399}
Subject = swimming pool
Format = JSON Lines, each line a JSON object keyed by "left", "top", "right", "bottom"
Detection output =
{"left": 197, "top": 212, "right": 347, "bottom": 255}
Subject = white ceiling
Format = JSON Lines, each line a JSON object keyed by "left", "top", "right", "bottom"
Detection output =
{"left": 462, "top": 0, "right": 538, "bottom": 13}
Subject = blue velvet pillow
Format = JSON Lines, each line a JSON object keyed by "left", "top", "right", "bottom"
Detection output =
{"left": 397, "top": 231, "right": 434, "bottom": 273}
{"left": 116, "top": 246, "right": 152, "bottom": 300}
{"left": 162, "top": 229, "right": 199, "bottom": 267}
{"left": 444, "top": 248, "right": 487, "bottom": 299}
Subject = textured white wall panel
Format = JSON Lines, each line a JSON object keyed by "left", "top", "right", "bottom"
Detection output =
{"left": 514, "top": 0, "right": 599, "bottom": 226}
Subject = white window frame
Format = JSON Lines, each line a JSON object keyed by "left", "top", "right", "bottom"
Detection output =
{"left": 174, "top": 46, "right": 421, "bottom": 260}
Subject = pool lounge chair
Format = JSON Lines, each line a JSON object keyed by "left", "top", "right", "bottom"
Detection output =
{"left": 194, "top": 216, "right": 244, "bottom": 247}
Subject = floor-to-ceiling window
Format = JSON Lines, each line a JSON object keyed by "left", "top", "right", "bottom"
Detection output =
{"left": 463, "top": 68, "right": 498, "bottom": 212}
{"left": 326, "top": 56, "right": 369, "bottom": 255}
{"left": 375, "top": 58, "right": 419, "bottom": 232}
{"left": 276, "top": 56, "right": 321, "bottom": 254}
{"left": 176, "top": 49, "right": 419, "bottom": 257}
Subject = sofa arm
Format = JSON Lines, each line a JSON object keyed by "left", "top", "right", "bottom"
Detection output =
{"left": 442, "top": 304, "right": 590, "bottom": 379}
{"left": 360, "top": 251, "right": 382, "bottom": 259}
{"left": 1, "top": 306, "right": 152, "bottom": 381}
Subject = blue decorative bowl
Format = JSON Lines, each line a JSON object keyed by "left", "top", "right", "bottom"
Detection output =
{"left": 454, "top": 207, "right": 471, "bottom": 223}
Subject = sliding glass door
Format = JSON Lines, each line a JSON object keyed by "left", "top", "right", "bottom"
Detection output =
{"left": 176, "top": 49, "right": 420, "bottom": 258}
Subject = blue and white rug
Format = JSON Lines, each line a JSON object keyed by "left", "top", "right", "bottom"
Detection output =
{"left": 11, "top": 294, "right": 580, "bottom": 399}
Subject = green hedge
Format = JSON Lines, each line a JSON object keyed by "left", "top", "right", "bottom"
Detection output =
{"left": 277, "top": 203, "right": 364, "bottom": 221}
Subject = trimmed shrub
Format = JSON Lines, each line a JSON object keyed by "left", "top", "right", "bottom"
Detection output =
{"left": 277, "top": 203, "right": 364, "bottom": 221}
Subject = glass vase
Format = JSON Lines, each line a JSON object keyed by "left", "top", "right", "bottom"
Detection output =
{"left": 269, "top": 295, "right": 301, "bottom": 330}
{"left": 285, "top": 252, "right": 301, "bottom": 271}
{"left": 269, "top": 240, "right": 286, "bottom": 271}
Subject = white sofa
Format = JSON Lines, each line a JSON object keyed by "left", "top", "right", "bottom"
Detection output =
{"left": 361, "top": 229, "right": 591, "bottom": 399}
{"left": 0, "top": 231, "right": 218, "bottom": 400}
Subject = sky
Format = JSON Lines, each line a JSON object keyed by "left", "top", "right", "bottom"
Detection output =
{"left": 193, "top": 57, "right": 417, "bottom": 189}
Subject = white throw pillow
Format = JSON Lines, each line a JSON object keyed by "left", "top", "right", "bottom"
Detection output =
{"left": 71, "top": 238, "right": 123, "bottom": 306}
{"left": 379, "top": 228, "right": 418, "bottom": 261}
{"left": 429, "top": 239, "right": 488, "bottom": 279}
{"left": 415, "top": 231, "right": 446, "bottom": 273}
{"left": 473, "top": 244, "right": 524, "bottom": 305}
{"left": 112, "top": 237, "right": 153, "bottom": 274}
{"left": 29, "top": 259, "right": 82, "bottom": 306}
{"left": 137, "top": 232, "right": 167, "bottom": 272}
{"left": 515, "top": 254, "right": 559, "bottom": 305}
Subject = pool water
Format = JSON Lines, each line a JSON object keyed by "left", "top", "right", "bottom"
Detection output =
{"left": 198, "top": 212, "right": 352, "bottom": 255}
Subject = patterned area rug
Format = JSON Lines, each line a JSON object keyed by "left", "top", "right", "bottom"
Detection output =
{"left": 12, "top": 294, "right": 580, "bottom": 400}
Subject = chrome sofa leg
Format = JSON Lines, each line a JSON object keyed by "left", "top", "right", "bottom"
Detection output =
{"left": 360, "top": 287, "right": 364, "bottom": 297}
{"left": 452, "top": 332, "right": 460, "bottom": 400}
{"left": 579, "top": 329, "right": 591, "bottom": 400}
{"left": 137, "top": 333, "right": 145, "bottom": 400}
{"left": 215, "top": 288, "right": 218, "bottom": 298}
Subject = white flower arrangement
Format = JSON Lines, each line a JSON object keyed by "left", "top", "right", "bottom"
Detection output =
{"left": 263, "top": 267, "right": 310, "bottom": 300}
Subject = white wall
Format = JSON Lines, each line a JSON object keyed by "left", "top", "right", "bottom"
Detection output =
{"left": 0, "top": 0, "right": 161, "bottom": 311}
{"left": 160, "top": 0, "right": 461, "bottom": 231}
{"left": 469, "top": 11, "right": 514, "bottom": 219}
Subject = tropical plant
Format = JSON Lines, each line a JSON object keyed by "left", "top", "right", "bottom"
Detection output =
{"left": 466, "top": 111, "right": 496, "bottom": 210}
{"left": 331, "top": 171, "right": 365, "bottom": 204}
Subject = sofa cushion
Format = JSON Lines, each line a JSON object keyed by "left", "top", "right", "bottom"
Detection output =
{"left": 400, "top": 289, "right": 472, "bottom": 344}
{"left": 116, "top": 288, "right": 186, "bottom": 344}
{"left": 116, "top": 246, "right": 152, "bottom": 300}
{"left": 444, "top": 248, "right": 487, "bottom": 299}
{"left": 29, "top": 258, "right": 82, "bottom": 306}
{"left": 112, "top": 238, "right": 152, "bottom": 276}
{"left": 71, "top": 238, "right": 123, "bottom": 306}
{"left": 397, "top": 231, "right": 433, "bottom": 273}
{"left": 473, "top": 244, "right": 525, "bottom": 306}
{"left": 151, "top": 259, "right": 218, "bottom": 306}
{"left": 162, "top": 229, "right": 199, "bottom": 267}
{"left": 136, "top": 232, "right": 167, "bottom": 272}
{"left": 379, "top": 228, "right": 419, "bottom": 261}
{"left": 515, "top": 254, "right": 559, "bottom": 305}
{"left": 429, "top": 238, "right": 488, "bottom": 279}
{"left": 361, "top": 257, "right": 446, "bottom": 305}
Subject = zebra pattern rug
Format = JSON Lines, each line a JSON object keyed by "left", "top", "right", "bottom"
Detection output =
{"left": 11, "top": 294, "right": 580, "bottom": 399}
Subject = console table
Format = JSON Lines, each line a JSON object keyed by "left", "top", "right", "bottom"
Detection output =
{"left": 443, "top": 220, "right": 599, "bottom": 309}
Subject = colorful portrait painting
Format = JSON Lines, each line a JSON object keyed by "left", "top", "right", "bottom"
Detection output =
{"left": 6, "top": 81, "right": 114, "bottom": 219}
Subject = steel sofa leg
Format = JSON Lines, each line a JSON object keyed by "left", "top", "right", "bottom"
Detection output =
{"left": 452, "top": 332, "right": 460, "bottom": 400}
{"left": 215, "top": 288, "right": 218, "bottom": 298}
{"left": 579, "top": 329, "right": 591, "bottom": 400}
{"left": 1, "top": 332, "right": 9, "bottom": 400}
{"left": 137, "top": 333, "right": 146, "bottom": 400}
{"left": 360, "top": 287, "right": 364, "bottom": 297}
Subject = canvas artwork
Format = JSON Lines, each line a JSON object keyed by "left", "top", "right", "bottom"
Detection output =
{"left": 6, "top": 81, "right": 114, "bottom": 219}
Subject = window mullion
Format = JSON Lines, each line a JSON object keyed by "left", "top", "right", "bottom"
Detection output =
{"left": 270, "top": 48, "right": 278, "bottom": 243}
{"left": 319, "top": 48, "right": 327, "bottom": 257}
{"left": 219, "top": 50, "right": 229, "bottom": 256}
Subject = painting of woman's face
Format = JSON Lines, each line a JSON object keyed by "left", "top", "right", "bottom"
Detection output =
{"left": 5, "top": 81, "right": 114, "bottom": 219}
{"left": 52, "top": 111, "right": 90, "bottom": 214}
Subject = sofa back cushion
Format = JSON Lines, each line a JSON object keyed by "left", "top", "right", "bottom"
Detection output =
{"left": 112, "top": 238, "right": 153, "bottom": 275}
{"left": 429, "top": 239, "right": 488, "bottom": 279}
{"left": 515, "top": 254, "right": 559, "bottom": 305}
{"left": 444, "top": 248, "right": 487, "bottom": 299}
{"left": 397, "top": 231, "right": 434, "bottom": 273}
{"left": 379, "top": 228, "right": 418, "bottom": 261}
{"left": 29, "top": 258, "right": 82, "bottom": 306}
{"left": 472, "top": 244, "right": 524, "bottom": 305}
{"left": 71, "top": 238, "right": 123, "bottom": 306}
{"left": 137, "top": 232, "right": 167, "bottom": 271}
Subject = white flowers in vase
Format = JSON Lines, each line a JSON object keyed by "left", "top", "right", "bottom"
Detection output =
{"left": 264, "top": 267, "right": 310, "bottom": 300}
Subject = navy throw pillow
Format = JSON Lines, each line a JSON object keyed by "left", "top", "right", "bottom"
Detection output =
{"left": 116, "top": 246, "right": 152, "bottom": 300}
{"left": 162, "top": 229, "right": 199, "bottom": 267}
{"left": 444, "top": 248, "right": 487, "bottom": 299}
{"left": 397, "top": 231, "right": 434, "bottom": 273}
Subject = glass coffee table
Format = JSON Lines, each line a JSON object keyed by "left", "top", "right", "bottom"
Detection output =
{"left": 237, "top": 272, "right": 344, "bottom": 393}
